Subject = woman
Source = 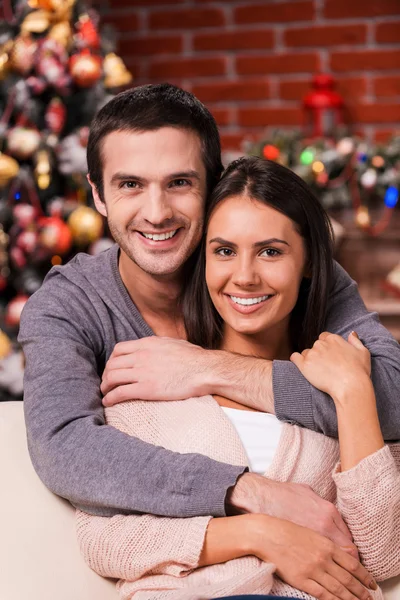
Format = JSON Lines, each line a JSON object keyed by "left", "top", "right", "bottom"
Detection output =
{"left": 76, "top": 158, "right": 400, "bottom": 600}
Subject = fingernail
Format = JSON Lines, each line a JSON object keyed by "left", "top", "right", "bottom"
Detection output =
{"left": 351, "top": 330, "right": 359, "bottom": 339}
{"left": 369, "top": 579, "right": 377, "bottom": 590}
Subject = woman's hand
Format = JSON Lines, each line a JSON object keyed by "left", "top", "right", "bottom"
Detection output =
{"left": 250, "top": 514, "right": 376, "bottom": 600}
{"left": 290, "top": 332, "right": 371, "bottom": 402}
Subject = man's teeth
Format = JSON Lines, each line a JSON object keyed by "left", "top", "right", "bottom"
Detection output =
{"left": 230, "top": 295, "right": 270, "bottom": 306}
{"left": 142, "top": 230, "right": 178, "bottom": 241}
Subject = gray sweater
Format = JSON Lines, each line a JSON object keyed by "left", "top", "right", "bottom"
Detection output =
{"left": 19, "top": 244, "right": 400, "bottom": 517}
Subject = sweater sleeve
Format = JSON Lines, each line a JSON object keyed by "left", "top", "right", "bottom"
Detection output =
{"left": 18, "top": 275, "right": 245, "bottom": 518}
{"left": 76, "top": 509, "right": 211, "bottom": 580}
{"left": 274, "top": 260, "right": 400, "bottom": 440}
{"left": 333, "top": 444, "right": 400, "bottom": 581}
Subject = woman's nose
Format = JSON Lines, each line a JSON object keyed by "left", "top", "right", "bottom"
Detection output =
{"left": 231, "top": 259, "right": 261, "bottom": 287}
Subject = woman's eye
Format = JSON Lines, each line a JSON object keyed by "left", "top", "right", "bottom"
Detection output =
{"left": 260, "top": 248, "right": 281, "bottom": 257}
{"left": 216, "top": 247, "right": 234, "bottom": 257}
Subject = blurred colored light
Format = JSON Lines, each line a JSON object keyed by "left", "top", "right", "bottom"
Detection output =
{"left": 263, "top": 144, "right": 280, "bottom": 161}
{"left": 312, "top": 161, "right": 325, "bottom": 174}
{"left": 51, "top": 255, "right": 63, "bottom": 266}
{"left": 300, "top": 149, "right": 315, "bottom": 165}
{"left": 371, "top": 155, "right": 385, "bottom": 169}
{"left": 384, "top": 186, "right": 399, "bottom": 208}
{"left": 15, "top": 192, "right": 20, "bottom": 200}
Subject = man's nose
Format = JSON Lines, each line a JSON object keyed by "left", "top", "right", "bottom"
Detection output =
{"left": 143, "top": 189, "right": 173, "bottom": 225}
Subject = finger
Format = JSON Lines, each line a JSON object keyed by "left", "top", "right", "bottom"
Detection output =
{"left": 347, "top": 331, "right": 366, "bottom": 350}
{"left": 111, "top": 340, "right": 144, "bottom": 357}
{"left": 104, "top": 355, "right": 137, "bottom": 372}
{"left": 319, "top": 332, "right": 331, "bottom": 341}
{"left": 333, "top": 548, "right": 377, "bottom": 591}
{"left": 101, "top": 368, "right": 137, "bottom": 395}
{"left": 102, "top": 383, "right": 139, "bottom": 407}
{"left": 332, "top": 512, "right": 353, "bottom": 542}
{"left": 305, "top": 579, "right": 338, "bottom": 600}
{"left": 290, "top": 352, "right": 304, "bottom": 369}
{"left": 328, "top": 563, "right": 373, "bottom": 600}
{"left": 315, "top": 571, "right": 368, "bottom": 600}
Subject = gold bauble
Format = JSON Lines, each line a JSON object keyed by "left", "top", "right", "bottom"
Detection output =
{"left": 67, "top": 206, "right": 103, "bottom": 245}
{"left": 0, "top": 41, "right": 12, "bottom": 81}
{"left": 28, "top": 0, "right": 55, "bottom": 9}
{"left": 21, "top": 10, "right": 52, "bottom": 34}
{"left": 0, "top": 153, "right": 19, "bottom": 188}
{"left": 10, "top": 33, "right": 37, "bottom": 75}
{"left": 355, "top": 206, "right": 370, "bottom": 229}
{"left": 103, "top": 53, "right": 133, "bottom": 89}
{"left": 48, "top": 21, "right": 72, "bottom": 49}
{"left": 0, "top": 330, "right": 12, "bottom": 360}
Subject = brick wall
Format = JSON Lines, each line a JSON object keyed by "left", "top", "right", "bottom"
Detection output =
{"left": 100, "top": 0, "right": 400, "bottom": 151}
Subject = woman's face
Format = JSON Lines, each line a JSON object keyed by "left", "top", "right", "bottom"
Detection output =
{"left": 205, "top": 194, "right": 308, "bottom": 340}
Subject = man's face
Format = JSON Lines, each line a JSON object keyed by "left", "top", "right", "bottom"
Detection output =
{"left": 91, "top": 127, "right": 207, "bottom": 277}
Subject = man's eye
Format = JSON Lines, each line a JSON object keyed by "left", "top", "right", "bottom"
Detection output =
{"left": 170, "top": 179, "right": 190, "bottom": 187}
{"left": 216, "top": 247, "right": 234, "bottom": 257}
{"left": 121, "top": 181, "right": 139, "bottom": 189}
{"left": 260, "top": 248, "right": 281, "bottom": 257}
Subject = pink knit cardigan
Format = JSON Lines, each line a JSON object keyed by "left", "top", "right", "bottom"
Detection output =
{"left": 76, "top": 395, "right": 400, "bottom": 599}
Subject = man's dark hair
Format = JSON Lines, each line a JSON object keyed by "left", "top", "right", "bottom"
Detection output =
{"left": 87, "top": 83, "right": 223, "bottom": 201}
{"left": 182, "top": 156, "right": 334, "bottom": 352}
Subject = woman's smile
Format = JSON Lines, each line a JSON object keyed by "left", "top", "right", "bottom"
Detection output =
{"left": 225, "top": 293, "right": 274, "bottom": 315}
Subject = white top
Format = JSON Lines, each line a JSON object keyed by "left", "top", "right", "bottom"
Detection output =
{"left": 221, "top": 407, "right": 283, "bottom": 475}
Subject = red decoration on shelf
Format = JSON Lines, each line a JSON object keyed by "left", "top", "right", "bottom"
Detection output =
{"left": 75, "top": 14, "right": 100, "bottom": 50}
{"left": 45, "top": 97, "right": 66, "bottom": 134}
{"left": 303, "top": 74, "right": 345, "bottom": 138}
{"left": 69, "top": 50, "right": 102, "bottom": 87}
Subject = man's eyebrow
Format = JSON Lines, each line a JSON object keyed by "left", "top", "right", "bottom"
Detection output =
{"left": 209, "top": 237, "right": 289, "bottom": 248}
{"left": 110, "top": 173, "right": 146, "bottom": 186}
{"left": 168, "top": 170, "right": 201, "bottom": 180}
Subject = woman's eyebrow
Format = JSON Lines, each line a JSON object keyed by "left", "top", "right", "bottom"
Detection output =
{"left": 208, "top": 237, "right": 289, "bottom": 248}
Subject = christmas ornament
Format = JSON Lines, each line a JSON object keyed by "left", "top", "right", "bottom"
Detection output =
{"left": 0, "top": 225, "right": 9, "bottom": 291}
{"left": 21, "top": 10, "right": 52, "bottom": 34}
{"left": 7, "top": 126, "right": 41, "bottom": 160}
{"left": 74, "top": 14, "right": 100, "bottom": 49}
{"left": 10, "top": 33, "right": 37, "bottom": 75}
{"left": 303, "top": 74, "right": 345, "bottom": 138}
{"left": 57, "top": 129, "right": 88, "bottom": 174}
{"left": 45, "top": 97, "right": 66, "bottom": 134}
{"left": 38, "top": 215, "right": 72, "bottom": 254}
{"left": 70, "top": 50, "right": 102, "bottom": 87}
{"left": 103, "top": 53, "right": 132, "bottom": 89}
{"left": 262, "top": 144, "right": 280, "bottom": 161}
{"left": 0, "top": 153, "right": 19, "bottom": 188}
{"left": 13, "top": 203, "right": 37, "bottom": 228}
{"left": 28, "top": 0, "right": 56, "bottom": 10}
{"left": 67, "top": 205, "right": 103, "bottom": 245}
{"left": 34, "top": 148, "right": 52, "bottom": 189}
{"left": 5, "top": 295, "right": 29, "bottom": 328}
{"left": 49, "top": 21, "right": 72, "bottom": 49}
{"left": 0, "top": 40, "right": 13, "bottom": 80}
{"left": 0, "top": 330, "right": 11, "bottom": 360}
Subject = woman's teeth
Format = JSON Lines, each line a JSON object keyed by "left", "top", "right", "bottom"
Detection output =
{"left": 230, "top": 295, "right": 270, "bottom": 306}
{"left": 141, "top": 230, "right": 178, "bottom": 241}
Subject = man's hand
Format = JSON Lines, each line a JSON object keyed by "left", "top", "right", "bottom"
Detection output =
{"left": 227, "top": 473, "right": 359, "bottom": 559}
{"left": 101, "top": 337, "right": 274, "bottom": 413}
{"left": 101, "top": 337, "right": 210, "bottom": 406}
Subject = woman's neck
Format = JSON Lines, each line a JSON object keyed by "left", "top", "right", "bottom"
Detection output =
{"left": 220, "top": 320, "right": 292, "bottom": 362}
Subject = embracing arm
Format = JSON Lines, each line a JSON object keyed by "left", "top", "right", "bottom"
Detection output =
{"left": 18, "top": 277, "right": 245, "bottom": 518}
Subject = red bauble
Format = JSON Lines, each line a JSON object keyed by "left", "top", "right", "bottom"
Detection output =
{"left": 75, "top": 14, "right": 100, "bottom": 49}
{"left": 45, "top": 97, "right": 66, "bottom": 134}
{"left": 13, "top": 204, "right": 37, "bottom": 228}
{"left": 38, "top": 215, "right": 72, "bottom": 255}
{"left": 70, "top": 50, "right": 102, "bottom": 87}
{"left": 5, "top": 295, "right": 29, "bottom": 327}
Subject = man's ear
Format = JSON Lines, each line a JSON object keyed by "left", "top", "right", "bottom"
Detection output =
{"left": 87, "top": 174, "right": 107, "bottom": 218}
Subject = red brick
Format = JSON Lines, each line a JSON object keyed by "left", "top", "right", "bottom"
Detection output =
{"left": 149, "top": 8, "right": 225, "bottom": 30}
{"left": 279, "top": 77, "right": 367, "bottom": 101}
{"left": 106, "top": 0, "right": 184, "bottom": 5}
{"left": 193, "top": 79, "right": 270, "bottom": 103}
{"left": 236, "top": 53, "right": 320, "bottom": 76}
{"left": 238, "top": 107, "right": 303, "bottom": 127}
{"left": 325, "top": 0, "right": 400, "bottom": 18}
{"left": 148, "top": 57, "right": 226, "bottom": 79}
{"left": 119, "top": 35, "right": 183, "bottom": 57}
{"left": 330, "top": 50, "right": 400, "bottom": 72}
{"left": 376, "top": 21, "right": 400, "bottom": 44}
{"left": 235, "top": 2, "right": 314, "bottom": 25}
{"left": 102, "top": 13, "right": 139, "bottom": 33}
{"left": 123, "top": 60, "right": 143, "bottom": 80}
{"left": 373, "top": 129, "right": 397, "bottom": 143}
{"left": 220, "top": 133, "right": 248, "bottom": 151}
{"left": 194, "top": 29, "right": 274, "bottom": 52}
{"left": 285, "top": 24, "right": 367, "bottom": 47}
{"left": 350, "top": 103, "right": 400, "bottom": 124}
{"left": 210, "top": 108, "right": 231, "bottom": 127}
{"left": 374, "top": 76, "right": 400, "bottom": 98}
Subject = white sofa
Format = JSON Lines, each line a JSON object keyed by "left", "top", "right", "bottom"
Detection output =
{"left": 1, "top": 401, "right": 399, "bottom": 600}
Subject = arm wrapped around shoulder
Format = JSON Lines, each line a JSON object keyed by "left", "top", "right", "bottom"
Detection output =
{"left": 334, "top": 444, "right": 400, "bottom": 581}
{"left": 76, "top": 510, "right": 211, "bottom": 581}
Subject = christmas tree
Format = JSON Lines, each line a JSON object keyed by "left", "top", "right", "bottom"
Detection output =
{"left": 0, "top": 0, "right": 132, "bottom": 400}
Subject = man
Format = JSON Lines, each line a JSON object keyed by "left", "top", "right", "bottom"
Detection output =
{"left": 19, "top": 84, "right": 400, "bottom": 554}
